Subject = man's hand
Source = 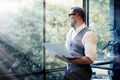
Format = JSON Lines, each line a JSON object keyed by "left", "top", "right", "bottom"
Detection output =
{"left": 55, "top": 55, "right": 70, "bottom": 63}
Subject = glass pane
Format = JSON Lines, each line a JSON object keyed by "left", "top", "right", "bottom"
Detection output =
{"left": 89, "top": 0, "right": 113, "bottom": 60}
{"left": 0, "top": 0, "right": 43, "bottom": 79}
{"left": 46, "top": 71, "right": 64, "bottom": 80}
{"left": 89, "top": 0, "right": 112, "bottom": 80}
{"left": 46, "top": 0, "right": 83, "bottom": 69}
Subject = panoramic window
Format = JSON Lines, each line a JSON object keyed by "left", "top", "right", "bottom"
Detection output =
{"left": 0, "top": 0, "right": 114, "bottom": 80}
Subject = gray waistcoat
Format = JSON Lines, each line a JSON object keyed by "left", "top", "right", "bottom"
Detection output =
{"left": 69, "top": 27, "right": 90, "bottom": 57}
{"left": 67, "top": 27, "right": 91, "bottom": 72}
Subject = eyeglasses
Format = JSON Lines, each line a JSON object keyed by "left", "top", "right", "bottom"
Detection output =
{"left": 68, "top": 13, "right": 76, "bottom": 17}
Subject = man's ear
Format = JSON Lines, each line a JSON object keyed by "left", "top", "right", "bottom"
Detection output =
{"left": 77, "top": 15, "right": 83, "bottom": 20}
{"left": 75, "top": 13, "right": 80, "bottom": 18}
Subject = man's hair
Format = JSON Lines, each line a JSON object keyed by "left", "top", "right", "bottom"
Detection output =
{"left": 71, "top": 6, "right": 85, "bottom": 20}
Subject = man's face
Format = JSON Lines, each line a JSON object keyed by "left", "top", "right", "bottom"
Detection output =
{"left": 68, "top": 11, "right": 76, "bottom": 27}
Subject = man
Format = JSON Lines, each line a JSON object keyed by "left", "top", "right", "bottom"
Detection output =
{"left": 56, "top": 6, "right": 98, "bottom": 80}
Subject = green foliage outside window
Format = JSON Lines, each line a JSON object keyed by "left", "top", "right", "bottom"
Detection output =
{"left": 0, "top": 0, "right": 43, "bottom": 80}
{"left": 89, "top": 0, "right": 112, "bottom": 60}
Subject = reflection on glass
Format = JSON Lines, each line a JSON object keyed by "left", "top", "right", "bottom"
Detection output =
{"left": 0, "top": 0, "right": 43, "bottom": 79}
{"left": 46, "top": 0, "right": 83, "bottom": 69}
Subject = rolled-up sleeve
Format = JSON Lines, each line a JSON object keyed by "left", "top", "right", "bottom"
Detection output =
{"left": 82, "top": 31, "right": 98, "bottom": 61}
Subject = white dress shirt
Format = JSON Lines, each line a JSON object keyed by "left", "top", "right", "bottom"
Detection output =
{"left": 65, "top": 23, "right": 98, "bottom": 61}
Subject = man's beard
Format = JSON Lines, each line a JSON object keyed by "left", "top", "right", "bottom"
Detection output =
{"left": 71, "top": 20, "right": 76, "bottom": 28}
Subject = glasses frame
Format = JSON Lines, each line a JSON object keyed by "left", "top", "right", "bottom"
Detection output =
{"left": 68, "top": 13, "right": 76, "bottom": 17}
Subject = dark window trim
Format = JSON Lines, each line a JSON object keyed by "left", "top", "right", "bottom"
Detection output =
{"left": 43, "top": 0, "right": 46, "bottom": 80}
{"left": 83, "top": 0, "right": 89, "bottom": 27}
{"left": 0, "top": 67, "right": 65, "bottom": 80}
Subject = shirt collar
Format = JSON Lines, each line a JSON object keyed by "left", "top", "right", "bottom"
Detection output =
{"left": 73, "top": 23, "right": 86, "bottom": 33}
